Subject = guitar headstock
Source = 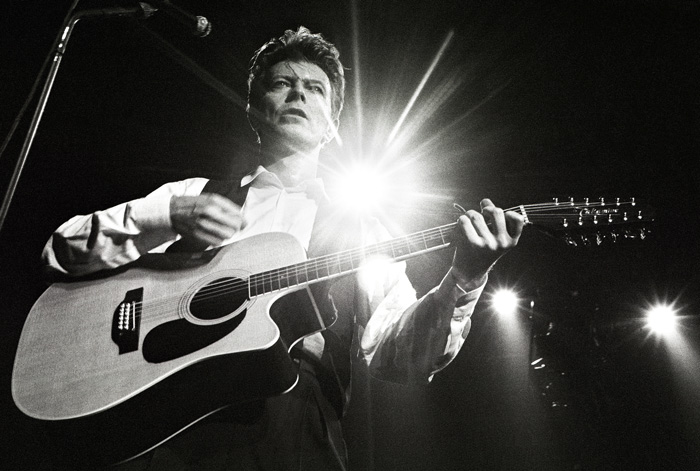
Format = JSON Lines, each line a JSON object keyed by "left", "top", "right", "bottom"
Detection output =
{"left": 512, "top": 197, "right": 655, "bottom": 247}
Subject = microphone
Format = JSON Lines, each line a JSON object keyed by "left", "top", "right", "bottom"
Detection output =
{"left": 145, "top": 1, "right": 212, "bottom": 37}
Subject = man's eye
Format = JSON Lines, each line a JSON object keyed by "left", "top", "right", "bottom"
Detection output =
{"left": 272, "top": 80, "right": 290, "bottom": 88}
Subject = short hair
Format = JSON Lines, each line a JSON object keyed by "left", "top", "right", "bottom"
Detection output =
{"left": 247, "top": 27, "right": 345, "bottom": 122}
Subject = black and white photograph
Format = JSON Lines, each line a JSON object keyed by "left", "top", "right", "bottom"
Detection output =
{"left": 1, "top": 1, "right": 698, "bottom": 470}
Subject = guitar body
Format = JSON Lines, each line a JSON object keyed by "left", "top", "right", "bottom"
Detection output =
{"left": 12, "top": 233, "right": 319, "bottom": 465}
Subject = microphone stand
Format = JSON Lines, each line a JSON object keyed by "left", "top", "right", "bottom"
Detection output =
{"left": 0, "top": 3, "right": 155, "bottom": 233}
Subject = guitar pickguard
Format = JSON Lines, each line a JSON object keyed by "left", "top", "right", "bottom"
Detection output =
{"left": 142, "top": 313, "right": 247, "bottom": 363}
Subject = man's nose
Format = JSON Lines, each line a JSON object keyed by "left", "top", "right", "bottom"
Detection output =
{"left": 286, "top": 82, "right": 306, "bottom": 103}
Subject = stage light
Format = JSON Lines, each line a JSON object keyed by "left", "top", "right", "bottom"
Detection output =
{"left": 492, "top": 289, "right": 519, "bottom": 317}
{"left": 646, "top": 304, "right": 678, "bottom": 336}
{"left": 333, "top": 161, "right": 389, "bottom": 212}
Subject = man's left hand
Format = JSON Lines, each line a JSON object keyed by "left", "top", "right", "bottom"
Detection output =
{"left": 451, "top": 198, "right": 525, "bottom": 286}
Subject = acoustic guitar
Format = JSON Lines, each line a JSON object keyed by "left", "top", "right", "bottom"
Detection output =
{"left": 11, "top": 198, "right": 651, "bottom": 465}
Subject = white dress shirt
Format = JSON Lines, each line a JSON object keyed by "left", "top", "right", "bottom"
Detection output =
{"left": 42, "top": 167, "right": 485, "bottom": 383}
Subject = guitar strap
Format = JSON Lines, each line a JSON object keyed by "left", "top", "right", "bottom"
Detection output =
{"left": 183, "top": 176, "right": 362, "bottom": 418}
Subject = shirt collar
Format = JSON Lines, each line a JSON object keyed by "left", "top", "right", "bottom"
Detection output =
{"left": 240, "top": 165, "right": 330, "bottom": 203}
{"left": 240, "top": 165, "right": 269, "bottom": 187}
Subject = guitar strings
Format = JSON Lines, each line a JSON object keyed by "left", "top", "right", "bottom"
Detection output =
{"left": 125, "top": 223, "right": 456, "bottom": 320}
{"left": 124, "top": 200, "right": 643, "bottom": 321}
{"left": 128, "top": 200, "right": 642, "bottom": 319}
{"left": 135, "top": 201, "right": 641, "bottom": 319}
{"left": 129, "top": 223, "right": 453, "bottom": 319}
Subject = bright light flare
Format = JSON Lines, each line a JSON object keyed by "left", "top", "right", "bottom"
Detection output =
{"left": 646, "top": 304, "right": 678, "bottom": 336}
{"left": 387, "top": 30, "right": 454, "bottom": 145}
{"left": 357, "top": 255, "right": 394, "bottom": 295}
{"left": 333, "top": 161, "right": 389, "bottom": 212}
{"left": 492, "top": 289, "right": 519, "bottom": 317}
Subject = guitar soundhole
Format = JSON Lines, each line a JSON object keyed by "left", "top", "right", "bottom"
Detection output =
{"left": 190, "top": 277, "right": 248, "bottom": 321}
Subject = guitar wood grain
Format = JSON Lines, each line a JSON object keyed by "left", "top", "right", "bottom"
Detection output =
{"left": 12, "top": 232, "right": 307, "bottom": 421}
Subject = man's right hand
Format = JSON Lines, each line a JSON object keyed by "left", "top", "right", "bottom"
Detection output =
{"left": 170, "top": 193, "right": 245, "bottom": 247}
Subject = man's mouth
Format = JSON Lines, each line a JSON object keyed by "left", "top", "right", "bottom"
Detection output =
{"left": 282, "top": 108, "right": 307, "bottom": 119}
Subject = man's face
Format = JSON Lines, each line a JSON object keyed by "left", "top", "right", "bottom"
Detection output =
{"left": 257, "top": 60, "right": 335, "bottom": 152}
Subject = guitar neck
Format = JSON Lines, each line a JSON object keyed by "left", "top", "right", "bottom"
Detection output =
{"left": 248, "top": 197, "right": 649, "bottom": 297}
{"left": 249, "top": 222, "right": 458, "bottom": 297}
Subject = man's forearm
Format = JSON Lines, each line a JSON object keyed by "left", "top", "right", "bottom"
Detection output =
{"left": 42, "top": 178, "right": 206, "bottom": 276}
{"left": 361, "top": 269, "right": 486, "bottom": 384}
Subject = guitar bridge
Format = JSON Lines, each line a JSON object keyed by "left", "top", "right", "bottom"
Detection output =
{"left": 112, "top": 288, "right": 143, "bottom": 354}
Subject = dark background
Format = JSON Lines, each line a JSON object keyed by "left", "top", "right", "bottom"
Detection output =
{"left": 1, "top": 1, "right": 699, "bottom": 469}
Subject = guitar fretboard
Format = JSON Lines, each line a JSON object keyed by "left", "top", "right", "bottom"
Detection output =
{"left": 247, "top": 197, "right": 649, "bottom": 297}
{"left": 248, "top": 223, "right": 456, "bottom": 297}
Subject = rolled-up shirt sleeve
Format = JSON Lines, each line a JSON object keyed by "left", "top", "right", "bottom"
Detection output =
{"left": 42, "top": 178, "right": 208, "bottom": 276}
{"left": 357, "top": 219, "right": 486, "bottom": 384}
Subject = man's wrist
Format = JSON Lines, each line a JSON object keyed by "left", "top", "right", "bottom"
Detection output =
{"left": 449, "top": 266, "right": 488, "bottom": 293}
{"left": 434, "top": 267, "right": 487, "bottom": 308}
{"left": 131, "top": 194, "right": 173, "bottom": 231}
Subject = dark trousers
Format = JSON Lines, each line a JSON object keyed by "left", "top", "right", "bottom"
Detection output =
{"left": 110, "top": 363, "right": 348, "bottom": 471}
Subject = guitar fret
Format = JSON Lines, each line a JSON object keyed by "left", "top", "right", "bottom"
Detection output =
{"left": 319, "top": 259, "right": 329, "bottom": 279}
{"left": 289, "top": 265, "right": 299, "bottom": 287}
{"left": 438, "top": 226, "right": 448, "bottom": 245}
{"left": 408, "top": 233, "right": 424, "bottom": 253}
{"left": 297, "top": 263, "right": 309, "bottom": 285}
{"left": 388, "top": 239, "right": 397, "bottom": 258}
{"left": 413, "top": 234, "right": 425, "bottom": 252}
{"left": 340, "top": 254, "right": 355, "bottom": 272}
{"left": 279, "top": 268, "right": 290, "bottom": 289}
{"left": 315, "top": 257, "right": 328, "bottom": 279}
{"left": 365, "top": 245, "right": 379, "bottom": 257}
{"left": 327, "top": 254, "right": 342, "bottom": 276}
{"left": 263, "top": 271, "right": 271, "bottom": 292}
{"left": 273, "top": 270, "right": 282, "bottom": 291}
{"left": 249, "top": 275, "right": 257, "bottom": 297}
{"left": 311, "top": 259, "right": 321, "bottom": 281}
{"left": 266, "top": 271, "right": 275, "bottom": 292}
{"left": 259, "top": 272, "right": 267, "bottom": 293}
{"left": 424, "top": 230, "right": 444, "bottom": 249}
{"left": 391, "top": 238, "right": 409, "bottom": 258}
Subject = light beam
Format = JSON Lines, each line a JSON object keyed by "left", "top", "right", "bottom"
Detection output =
{"left": 387, "top": 30, "right": 454, "bottom": 146}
